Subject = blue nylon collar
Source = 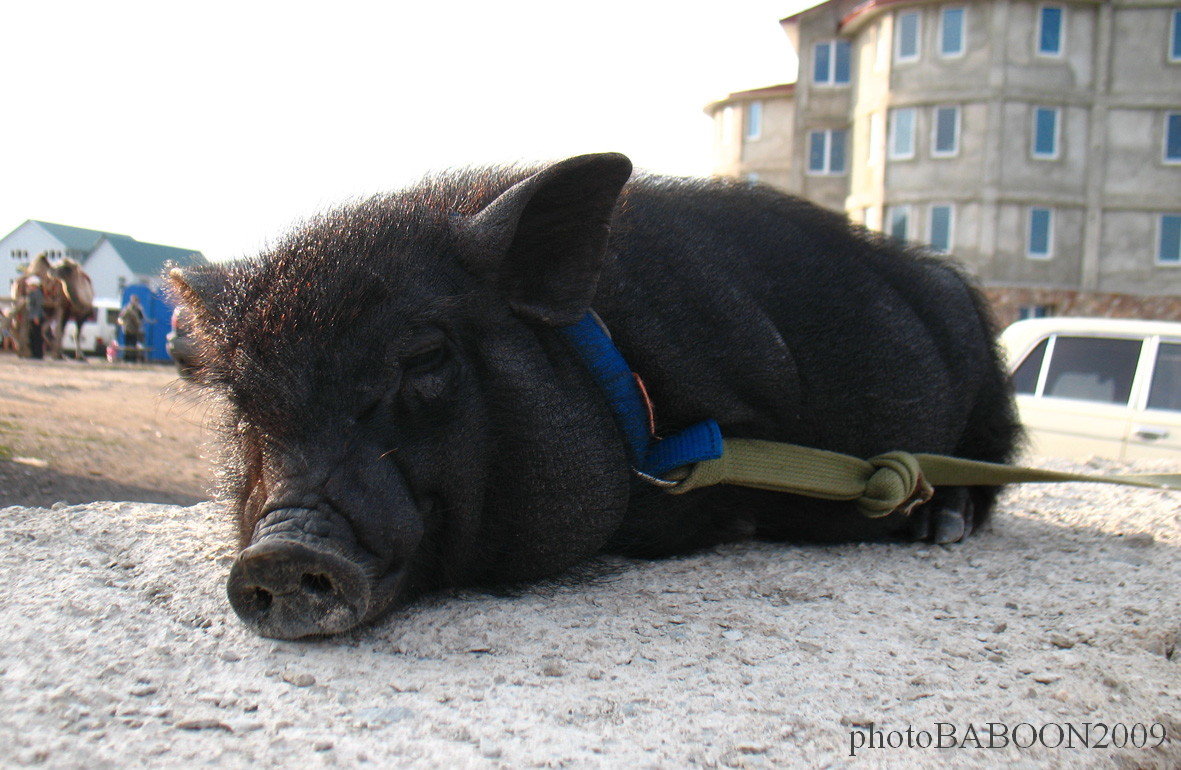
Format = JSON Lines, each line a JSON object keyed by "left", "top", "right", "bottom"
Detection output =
{"left": 558, "top": 312, "right": 723, "bottom": 481}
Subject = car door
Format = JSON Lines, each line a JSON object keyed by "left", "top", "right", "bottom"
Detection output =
{"left": 1124, "top": 337, "right": 1181, "bottom": 460}
{"left": 1011, "top": 334, "right": 1144, "bottom": 459}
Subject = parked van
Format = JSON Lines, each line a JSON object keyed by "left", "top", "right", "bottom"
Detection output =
{"left": 75, "top": 299, "right": 122, "bottom": 357}
{"left": 1001, "top": 318, "right": 1181, "bottom": 461}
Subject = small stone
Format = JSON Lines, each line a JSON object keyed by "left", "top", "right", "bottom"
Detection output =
{"left": 282, "top": 672, "right": 315, "bottom": 688}
{"left": 219, "top": 651, "right": 242, "bottom": 662}
{"left": 738, "top": 745, "right": 770, "bottom": 755}
{"left": 1123, "top": 533, "right": 1155, "bottom": 548}
{"left": 130, "top": 684, "right": 159, "bottom": 697}
{"left": 1049, "top": 634, "right": 1075, "bottom": 649}
{"left": 1004, "top": 602, "right": 1018, "bottom": 610}
{"left": 541, "top": 663, "right": 565, "bottom": 677}
{"left": 1031, "top": 673, "right": 1061, "bottom": 685}
{"left": 992, "top": 623, "right": 1007, "bottom": 634}
{"left": 175, "top": 719, "right": 232, "bottom": 732}
{"left": 722, "top": 629, "right": 746, "bottom": 642}
{"left": 587, "top": 669, "right": 604, "bottom": 680}
{"left": 52, "top": 501, "right": 68, "bottom": 510}
{"left": 314, "top": 741, "right": 334, "bottom": 752}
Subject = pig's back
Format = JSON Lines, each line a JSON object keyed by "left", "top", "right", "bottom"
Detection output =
{"left": 594, "top": 175, "right": 1009, "bottom": 462}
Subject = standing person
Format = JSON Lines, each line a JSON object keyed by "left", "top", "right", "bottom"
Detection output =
{"left": 118, "top": 294, "right": 145, "bottom": 363}
{"left": 0, "top": 307, "right": 13, "bottom": 352}
{"left": 25, "top": 276, "right": 45, "bottom": 360}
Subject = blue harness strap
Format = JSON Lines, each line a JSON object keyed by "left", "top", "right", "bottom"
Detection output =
{"left": 558, "top": 312, "right": 724, "bottom": 482}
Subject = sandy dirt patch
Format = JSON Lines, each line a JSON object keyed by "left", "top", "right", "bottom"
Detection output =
{"left": 0, "top": 356, "right": 215, "bottom": 507}
{"left": 1, "top": 473, "right": 1178, "bottom": 768}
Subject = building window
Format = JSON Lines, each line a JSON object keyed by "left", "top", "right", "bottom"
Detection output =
{"left": 1019, "top": 304, "right": 1056, "bottom": 320}
{"left": 896, "top": 11, "right": 921, "bottom": 62}
{"left": 940, "top": 7, "right": 966, "bottom": 57}
{"left": 1160, "top": 214, "right": 1181, "bottom": 264}
{"left": 1172, "top": 10, "right": 1181, "bottom": 62}
{"left": 1032, "top": 106, "right": 1060, "bottom": 159}
{"left": 887, "top": 206, "right": 911, "bottom": 242}
{"left": 807, "top": 129, "right": 848, "bottom": 175}
{"left": 1165, "top": 112, "right": 1181, "bottom": 164}
{"left": 745, "top": 101, "right": 763, "bottom": 141}
{"left": 888, "top": 107, "right": 917, "bottom": 159}
{"left": 813, "top": 40, "right": 852, "bottom": 85}
{"left": 1037, "top": 5, "right": 1064, "bottom": 56}
{"left": 1028, "top": 207, "right": 1053, "bottom": 259}
{"left": 929, "top": 205, "right": 954, "bottom": 253}
{"left": 932, "top": 106, "right": 960, "bottom": 157}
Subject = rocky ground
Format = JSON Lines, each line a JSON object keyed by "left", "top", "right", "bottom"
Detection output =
{"left": 0, "top": 356, "right": 1178, "bottom": 767}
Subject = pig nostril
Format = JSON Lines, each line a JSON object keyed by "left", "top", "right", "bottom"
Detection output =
{"left": 249, "top": 587, "right": 273, "bottom": 613}
{"left": 301, "top": 573, "right": 334, "bottom": 594}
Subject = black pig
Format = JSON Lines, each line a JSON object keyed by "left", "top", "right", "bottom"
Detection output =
{"left": 170, "top": 153, "right": 1019, "bottom": 639}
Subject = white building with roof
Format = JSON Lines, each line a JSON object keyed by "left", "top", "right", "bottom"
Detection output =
{"left": 1, "top": 219, "right": 206, "bottom": 305}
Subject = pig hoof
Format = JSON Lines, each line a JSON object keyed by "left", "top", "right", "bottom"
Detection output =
{"left": 931, "top": 506, "right": 968, "bottom": 544}
{"left": 227, "top": 540, "right": 373, "bottom": 640}
{"left": 908, "top": 489, "right": 974, "bottom": 544}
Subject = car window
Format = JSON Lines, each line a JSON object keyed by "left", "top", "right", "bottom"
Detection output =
{"left": 1012, "top": 338, "right": 1048, "bottom": 394}
{"left": 1042, "top": 336, "right": 1142, "bottom": 405}
{"left": 1146, "top": 341, "right": 1181, "bottom": 412}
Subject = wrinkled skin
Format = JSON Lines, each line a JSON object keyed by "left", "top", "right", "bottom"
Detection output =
{"left": 171, "top": 153, "right": 1019, "bottom": 639}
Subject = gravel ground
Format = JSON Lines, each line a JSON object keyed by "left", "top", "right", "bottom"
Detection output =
{"left": 1, "top": 467, "right": 1178, "bottom": 768}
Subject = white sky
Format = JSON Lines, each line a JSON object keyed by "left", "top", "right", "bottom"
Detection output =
{"left": 3, "top": 1, "right": 813, "bottom": 262}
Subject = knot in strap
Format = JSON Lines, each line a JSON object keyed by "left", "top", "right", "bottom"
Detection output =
{"left": 859, "top": 452, "right": 935, "bottom": 518}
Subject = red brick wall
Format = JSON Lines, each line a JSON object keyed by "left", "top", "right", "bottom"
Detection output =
{"left": 984, "top": 287, "right": 1181, "bottom": 330}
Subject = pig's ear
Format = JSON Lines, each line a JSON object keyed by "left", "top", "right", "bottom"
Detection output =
{"left": 167, "top": 265, "right": 231, "bottom": 320}
{"left": 461, "top": 152, "right": 632, "bottom": 326}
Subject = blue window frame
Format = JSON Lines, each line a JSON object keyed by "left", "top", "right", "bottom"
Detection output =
{"left": 887, "top": 206, "right": 910, "bottom": 242}
{"left": 814, "top": 42, "right": 830, "bottom": 84}
{"left": 1018, "top": 304, "right": 1055, "bottom": 320}
{"left": 813, "top": 40, "right": 852, "bottom": 85}
{"left": 1166, "top": 112, "right": 1181, "bottom": 163}
{"left": 1171, "top": 10, "right": 1181, "bottom": 62}
{"left": 807, "top": 129, "right": 848, "bottom": 175}
{"left": 745, "top": 101, "right": 762, "bottom": 141}
{"left": 940, "top": 7, "right": 965, "bottom": 57}
{"left": 1028, "top": 207, "right": 1053, "bottom": 258}
{"left": 889, "top": 107, "right": 916, "bottom": 159}
{"left": 835, "top": 40, "right": 851, "bottom": 83}
{"left": 1038, "top": 5, "right": 1063, "bottom": 56}
{"left": 929, "top": 205, "right": 953, "bottom": 253}
{"left": 1033, "top": 107, "right": 1059, "bottom": 159}
{"left": 1161, "top": 215, "right": 1181, "bottom": 264}
{"left": 897, "top": 11, "right": 920, "bottom": 62}
{"left": 932, "top": 106, "right": 959, "bottom": 156}
{"left": 830, "top": 129, "right": 847, "bottom": 173}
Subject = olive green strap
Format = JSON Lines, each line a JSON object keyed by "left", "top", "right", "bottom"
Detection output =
{"left": 666, "top": 438, "right": 1181, "bottom": 518}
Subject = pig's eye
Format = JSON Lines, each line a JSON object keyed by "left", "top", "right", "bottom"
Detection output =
{"left": 401, "top": 340, "right": 448, "bottom": 373}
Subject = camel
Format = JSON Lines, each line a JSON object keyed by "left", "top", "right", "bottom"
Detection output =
{"left": 10, "top": 254, "right": 96, "bottom": 360}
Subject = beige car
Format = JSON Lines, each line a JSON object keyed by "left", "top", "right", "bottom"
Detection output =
{"left": 1001, "top": 317, "right": 1181, "bottom": 461}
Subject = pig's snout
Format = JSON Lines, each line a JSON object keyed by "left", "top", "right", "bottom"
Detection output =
{"left": 226, "top": 508, "right": 375, "bottom": 639}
